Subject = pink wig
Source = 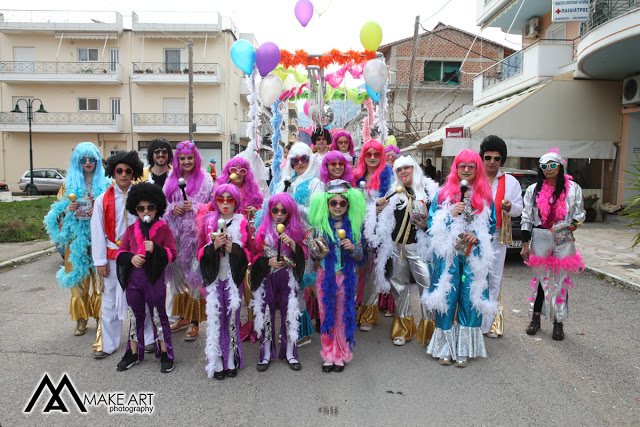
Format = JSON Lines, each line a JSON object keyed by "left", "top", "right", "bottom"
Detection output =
{"left": 255, "top": 192, "right": 305, "bottom": 258}
{"left": 354, "top": 140, "right": 386, "bottom": 190}
{"left": 319, "top": 151, "right": 355, "bottom": 185}
{"left": 438, "top": 149, "right": 492, "bottom": 213}
{"left": 164, "top": 141, "right": 205, "bottom": 203}
{"left": 329, "top": 130, "right": 355, "bottom": 157}
{"left": 202, "top": 183, "right": 244, "bottom": 229}
{"left": 217, "top": 157, "right": 264, "bottom": 210}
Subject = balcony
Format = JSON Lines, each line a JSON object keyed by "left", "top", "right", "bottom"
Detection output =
{"left": 240, "top": 77, "right": 251, "bottom": 96}
{"left": 577, "top": 1, "right": 640, "bottom": 80}
{"left": 476, "top": 0, "right": 552, "bottom": 31}
{"left": 0, "top": 10, "right": 123, "bottom": 34}
{"left": 239, "top": 121, "right": 251, "bottom": 140}
{"left": 131, "top": 63, "right": 221, "bottom": 85}
{"left": 133, "top": 113, "right": 221, "bottom": 134}
{"left": 131, "top": 11, "right": 222, "bottom": 36}
{"left": 0, "top": 112, "right": 123, "bottom": 133}
{"left": 0, "top": 61, "right": 122, "bottom": 84}
{"left": 473, "top": 39, "right": 575, "bottom": 106}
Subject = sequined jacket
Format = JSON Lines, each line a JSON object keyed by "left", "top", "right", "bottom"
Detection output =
{"left": 521, "top": 180, "right": 586, "bottom": 232}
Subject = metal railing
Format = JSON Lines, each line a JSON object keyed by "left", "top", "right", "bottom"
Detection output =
{"left": 0, "top": 61, "right": 118, "bottom": 74}
{"left": 132, "top": 62, "right": 219, "bottom": 75}
{"left": 0, "top": 112, "right": 118, "bottom": 125}
{"left": 580, "top": 0, "right": 639, "bottom": 36}
{"left": 133, "top": 113, "right": 221, "bottom": 127}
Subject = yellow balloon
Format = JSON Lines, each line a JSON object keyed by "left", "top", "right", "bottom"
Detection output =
{"left": 360, "top": 21, "right": 383, "bottom": 51}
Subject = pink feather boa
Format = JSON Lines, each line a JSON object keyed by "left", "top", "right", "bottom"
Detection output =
{"left": 526, "top": 252, "right": 584, "bottom": 273}
{"left": 535, "top": 175, "right": 572, "bottom": 223}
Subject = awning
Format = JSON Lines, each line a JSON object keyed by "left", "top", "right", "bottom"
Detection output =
{"left": 408, "top": 77, "right": 621, "bottom": 160}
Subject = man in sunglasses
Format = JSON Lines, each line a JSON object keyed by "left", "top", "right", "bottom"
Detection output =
{"left": 91, "top": 151, "right": 155, "bottom": 358}
{"left": 479, "top": 135, "right": 523, "bottom": 338}
{"left": 139, "top": 138, "right": 173, "bottom": 188}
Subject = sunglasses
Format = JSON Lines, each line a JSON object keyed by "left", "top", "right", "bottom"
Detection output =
{"left": 176, "top": 141, "right": 195, "bottom": 150}
{"left": 328, "top": 199, "right": 348, "bottom": 208}
{"left": 484, "top": 155, "right": 502, "bottom": 162}
{"left": 153, "top": 149, "right": 168, "bottom": 155}
{"left": 115, "top": 167, "right": 133, "bottom": 175}
{"left": 364, "top": 151, "right": 382, "bottom": 159}
{"left": 229, "top": 167, "right": 247, "bottom": 176}
{"left": 328, "top": 161, "right": 345, "bottom": 168}
{"left": 337, "top": 139, "right": 350, "bottom": 145}
{"left": 271, "top": 207, "right": 288, "bottom": 215}
{"left": 216, "top": 196, "right": 236, "bottom": 204}
{"left": 79, "top": 157, "right": 97, "bottom": 164}
{"left": 457, "top": 163, "right": 477, "bottom": 170}
{"left": 540, "top": 162, "right": 559, "bottom": 170}
{"left": 290, "top": 155, "right": 310, "bottom": 167}
{"left": 136, "top": 204, "right": 157, "bottom": 213}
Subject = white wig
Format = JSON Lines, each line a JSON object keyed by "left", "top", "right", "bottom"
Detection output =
{"left": 280, "top": 142, "right": 319, "bottom": 184}
{"left": 391, "top": 154, "right": 439, "bottom": 209}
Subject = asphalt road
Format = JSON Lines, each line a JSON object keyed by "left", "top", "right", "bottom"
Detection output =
{"left": 0, "top": 253, "right": 638, "bottom": 426}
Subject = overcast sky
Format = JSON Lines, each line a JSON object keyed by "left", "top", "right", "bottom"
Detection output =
{"left": 15, "top": 0, "right": 522, "bottom": 52}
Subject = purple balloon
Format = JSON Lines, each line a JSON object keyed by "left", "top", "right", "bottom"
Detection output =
{"left": 294, "top": 0, "right": 313, "bottom": 27}
{"left": 256, "top": 42, "right": 281, "bottom": 78}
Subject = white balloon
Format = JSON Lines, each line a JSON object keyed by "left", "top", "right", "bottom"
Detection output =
{"left": 313, "top": 0, "right": 332, "bottom": 16}
{"left": 363, "top": 59, "right": 388, "bottom": 93}
{"left": 283, "top": 74, "right": 297, "bottom": 91}
{"left": 259, "top": 74, "right": 283, "bottom": 106}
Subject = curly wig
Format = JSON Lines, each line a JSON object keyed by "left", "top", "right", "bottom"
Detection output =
{"left": 105, "top": 150, "right": 144, "bottom": 180}
{"left": 319, "top": 151, "right": 355, "bottom": 185}
{"left": 479, "top": 135, "right": 507, "bottom": 166}
{"left": 126, "top": 182, "right": 168, "bottom": 218}
{"left": 311, "top": 127, "right": 332, "bottom": 146}
{"left": 147, "top": 138, "right": 173, "bottom": 167}
{"left": 329, "top": 130, "right": 355, "bottom": 156}
{"left": 217, "top": 156, "right": 264, "bottom": 210}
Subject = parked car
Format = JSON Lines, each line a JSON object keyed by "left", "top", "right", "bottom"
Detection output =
{"left": 501, "top": 168, "right": 538, "bottom": 253}
{"left": 0, "top": 182, "right": 8, "bottom": 192}
{"left": 18, "top": 168, "right": 66, "bottom": 195}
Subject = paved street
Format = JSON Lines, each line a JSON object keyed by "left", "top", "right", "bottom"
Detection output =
{"left": 0, "top": 253, "right": 638, "bottom": 426}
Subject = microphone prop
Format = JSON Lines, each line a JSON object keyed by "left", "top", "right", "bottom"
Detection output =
{"left": 68, "top": 193, "right": 77, "bottom": 202}
{"left": 358, "top": 181, "right": 366, "bottom": 193}
{"left": 178, "top": 178, "right": 187, "bottom": 201}
{"left": 385, "top": 185, "right": 405, "bottom": 201}
{"left": 283, "top": 175, "right": 292, "bottom": 193}
{"left": 459, "top": 179, "right": 469, "bottom": 203}
{"left": 276, "top": 223, "right": 285, "bottom": 262}
{"left": 337, "top": 229, "right": 346, "bottom": 268}
{"left": 142, "top": 215, "right": 152, "bottom": 240}
{"left": 217, "top": 218, "right": 227, "bottom": 257}
{"left": 227, "top": 173, "right": 238, "bottom": 184}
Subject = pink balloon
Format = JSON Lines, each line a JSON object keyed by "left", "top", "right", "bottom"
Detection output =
{"left": 303, "top": 101, "right": 312, "bottom": 117}
{"left": 295, "top": 0, "right": 313, "bottom": 27}
{"left": 256, "top": 42, "right": 281, "bottom": 78}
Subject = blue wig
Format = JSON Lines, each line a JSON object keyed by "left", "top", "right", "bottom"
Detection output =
{"left": 65, "top": 142, "right": 110, "bottom": 198}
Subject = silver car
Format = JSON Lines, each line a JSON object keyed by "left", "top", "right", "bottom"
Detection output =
{"left": 18, "top": 168, "right": 66, "bottom": 194}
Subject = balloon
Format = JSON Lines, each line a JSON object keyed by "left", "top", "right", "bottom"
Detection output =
{"left": 313, "top": 0, "right": 332, "bottom": 16}
{"left": 360, "top": 21, "right": 383, "bottom": 51}
{"left": 259, "top": 74, "right": 283, "bottom": 106}
{"left": 363, "top": 59, "right": 388, "bottom": 93}
{"left": 230, "top": 40, "right": 256, "bottom": 75}
{"left": 256, "top": 42, "right": 281, "bottom": 78}
{"left": 294, "top": 0, "right": 313, "bottom": 27}
{"left": 303, "top": 101, "right": 312, "bottom": 117}
{"left": 365, "top": 84, "right": 380, "bottom": 103}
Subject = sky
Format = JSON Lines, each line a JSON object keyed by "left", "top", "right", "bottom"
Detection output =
{"left": 13, "top": 0, "right": 522, "bottom": 52}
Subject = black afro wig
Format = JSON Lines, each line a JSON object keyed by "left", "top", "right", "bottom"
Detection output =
{"left": 147, "top": 138, "right": 173, "bottom": 167}
{"left": 311, "top": 127, "right": 332, "bottom": 145}
{"left": 126, "top": 182, "right": 168, "bottom": 218}
{"left": 105, "top": 150, "right": 144, "bottom": 180}
{"left": 479, "top": 135, "right": 508, "bottom": 166}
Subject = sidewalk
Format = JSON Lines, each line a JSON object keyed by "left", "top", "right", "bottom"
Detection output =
{"left": 0, "top": 239, "right": 57, "bottom": 267}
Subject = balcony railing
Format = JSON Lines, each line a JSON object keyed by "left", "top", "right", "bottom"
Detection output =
{"left": 0, "top": 112, "right": 123, "bottom": 132}
{"left": 0, "top": 61, "right": 117, "bottom": 74}
{"left": 132, "top": 62, "right": 220, "bottom": 75}
{"left": 132, "top": 113, "right": 222, "bottom": 133}
{"left": 580, "top": 0, "right": 640, "bottom": 36}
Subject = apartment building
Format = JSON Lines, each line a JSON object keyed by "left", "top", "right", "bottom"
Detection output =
{"left": 0, "top": 10, "right": 257, "bottom": 192}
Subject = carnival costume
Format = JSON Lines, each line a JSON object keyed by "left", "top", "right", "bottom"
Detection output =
{"left": 44, "top": 142, "right": 110, "bottom": 346}
{"left": 330, "top": 130, "right": 356, "bottom": 165}
{"left": 374, "top": 155, "right": 439, "bottom": 344}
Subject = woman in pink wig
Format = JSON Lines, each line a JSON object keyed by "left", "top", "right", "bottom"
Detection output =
{"left": 330, "top": 131, "right": 356, "bottom": 164}
{"left": 218, "top": 156, "right": 264, "bottom": 221}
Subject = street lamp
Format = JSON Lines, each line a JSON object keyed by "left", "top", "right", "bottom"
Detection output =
{"left": 10, "top": 99, "right": 47, "bottom": 196}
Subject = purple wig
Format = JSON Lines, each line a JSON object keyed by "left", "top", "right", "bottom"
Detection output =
{"left": 385, "top": 145, "right": 402, "bottom": 155}
{"left": 202, "top": 183, "right": 244, "bottom": 231}
{"left": 163, "top": 141, "right": 205, "bottom": 203}
{"left": 319, "top": 151, "right": 355, "bottom": 186}
{"left": 329, "top": 130, "right": 355, "bottom": 157}
{"left": 217, "top": 157, "right": 264, "bottom": 210}
{"left": 255, "top": 193, "right": 305, "bottom": 259}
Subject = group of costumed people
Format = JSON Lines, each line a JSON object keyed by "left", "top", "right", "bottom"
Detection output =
{"left": 44, "top": 131, "right": 585, "bottom": 375}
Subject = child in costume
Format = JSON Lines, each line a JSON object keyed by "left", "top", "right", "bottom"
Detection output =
{"left": 250, "top": 192, "right": 307, "bottom": 372}
{"left": 197, "top": 184, "right": 252, "bottom": 380}
{"left": 308, "top": 180, "right": 365, "bottom": 373}
{"left": 319, "top": 151, "right": 355, "bottom": 187}
{"left": 115, "top": 183, "right": 177, "bottom": 373}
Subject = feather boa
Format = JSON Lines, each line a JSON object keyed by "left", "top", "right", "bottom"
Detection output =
{"left": 535, "top": 175, "right": 571, "bottom": 224}
{"left": 268, "top": 101, "right": 285, "bottom": 195}
{"left": 526, "top": 252, "right": 584, "bottom": 273}
{"left": 320, "top": 217, "right": 358, "bottom": 350}
{"left": 361, "top": 98, "right": 374, "bottom": 141}
{"left": 293, "top": 176, "right": 313, "bottom": 206}
{"left": 377, "top": 85, "right": 389, "bottom": 141}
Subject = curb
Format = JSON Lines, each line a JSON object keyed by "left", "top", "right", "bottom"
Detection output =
{"left": 0, "top": 247, "right": 57, "bottom": 269}
{"left": 584, "top": 265, "right": 640, "bottom": 292}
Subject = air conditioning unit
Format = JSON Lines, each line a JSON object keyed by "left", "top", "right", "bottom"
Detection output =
{"left": 230, "top": 133, "right": 238, "bottom": 143}
{"left": 524, "top": 18, "right": 540, "bottom": 38}
{"left": 622, "top": 75, "right": 640, "bottom": 106}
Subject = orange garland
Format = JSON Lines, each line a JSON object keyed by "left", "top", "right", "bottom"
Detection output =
{"left": 279, "top": 49, "right": 376, "bottom": 69}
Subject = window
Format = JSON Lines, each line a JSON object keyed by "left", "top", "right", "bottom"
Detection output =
{"left": 78, "top": 98, "right": 100, "bottom": 111}
{"left": 78, "top": 48, "right": 99, "bottom": 62}
{"left": 109, "top": 48, "right": 120, "bottom": 72}
{"left": 110, "top": 98, "right": 121, "bottom": 121}
{"left": 231, "top": 143, "right": 240, "bottom": 158}
{"left": 164, "top": 49, "right": 184, "bottom": 73}
{"left": 423, "top": 61, "right": 461, "bottom": 85}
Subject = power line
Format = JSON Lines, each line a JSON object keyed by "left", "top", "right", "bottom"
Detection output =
{"left": 421, "top": 0, "right": 456, "bottom": 24}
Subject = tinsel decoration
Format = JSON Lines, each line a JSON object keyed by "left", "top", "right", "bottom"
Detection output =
{"left": 268, "top": 101, "right": 285, "bottom": 195}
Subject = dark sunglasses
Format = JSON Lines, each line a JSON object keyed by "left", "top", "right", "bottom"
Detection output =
{"left": 290, "top": 155, "right": 310, "bottom": 167}
{"left": 540, "top": 162, "right": 559, "bottom": 170}
{"left": 153, "top": 149, "right": 168, "bottom": 155}
{"left": 136, "top": 204, "right": 157, "bottom": 213}
{"left": 271, "top": 207, "right": 288, "bottom": 215}
{"left": 328, "top": 199, "right": 348, "bottom": 208}
{"left": 229, "top": 167, "right": 247, "bottom": 176}
{"left": 364, "top": 151, "right": 382, "bottom": 159}
{"left": 216, "top": 196, "right": 236, "bottom": 204}
{"left": 328, "top": 161, "right": 345, "bottom": 168}
{"left": 484, "top": 155, "right": 502, "bottom": 162}
{"left": 115, "top": 167, "right": 133, "bottom": 175}
{"left": 79, "top": 157, "right": 97, "bottom": 164}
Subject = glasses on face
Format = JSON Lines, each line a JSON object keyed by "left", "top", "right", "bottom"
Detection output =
{"left": 115, "top": 167, "right": 133, "bottom": 175}
{"left": 457, "top": 163, "right": 477, "bottom": 170}
{"left": 328, "top": 199, "right": 348, "bottom": 208}
{"left": 176, "top": 141, "right": 195, "bottom": 150}
{"left": 271, "top": 207, "right": 288, "bottom": 215}
{"left": 290, "top": 155, "right": 310, "bottom": 167}
{"left": 337, "top": 139, "right": 350, "bottom": 145}
{"left": 484, "top": 155, "right": 501, "bottom": 162}
{"left": 386, "top": 154, "right": 397, "bottom": 160}
{"left": 228, "top": 167, "right": 247, "bottom": 176}
{"left": 540, "top": 162, "right": 559, "bottom": 170}
{"left": 79, "top": 157, "right": 97, "bottom": 165}
{"left": 136, "top": 204, "right": 157, "bottom": 213}
{"left": 328, "top": 161, "right": 345, "bottom": 168}
{"left": 154, "top": 149, "right": 168, "bottom": 155}
{"left": 216, "top": 196, "right": 235, "bottom": 204}
{"left": 364, "top": 150, "right": 382, "bottom": 159}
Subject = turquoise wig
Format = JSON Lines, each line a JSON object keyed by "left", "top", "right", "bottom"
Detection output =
{"left": 64, "top": 142, "right": 110, "bottom": 198}
{"left": 308, "top": 188, "right": 366, "bottom": 243}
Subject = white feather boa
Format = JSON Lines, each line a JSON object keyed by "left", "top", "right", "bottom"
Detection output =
{"left": 420, "top": 200, "right": 498, "bottom": 318}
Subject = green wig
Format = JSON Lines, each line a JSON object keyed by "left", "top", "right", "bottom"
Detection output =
{"left": 308, "top": 188, "right": 366, "bottom": 243}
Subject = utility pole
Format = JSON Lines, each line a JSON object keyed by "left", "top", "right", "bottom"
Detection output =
{"left": 188, "top": 38, "right": 194, "bottom": 142}
{"left": 405, "top": 15, "right": 420, "bottom": 147}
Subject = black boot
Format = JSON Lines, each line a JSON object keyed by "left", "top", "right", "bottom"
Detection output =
{"left": 526, "top": 314, "right": 541, "bottom": 335}
{"left": 552, "top": 321, "right": 564, "bottom": 341}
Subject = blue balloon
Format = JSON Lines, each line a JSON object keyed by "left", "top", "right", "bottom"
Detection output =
{"left": 365, "top": 84, "right": 380, "bottom": 103}
{"left": 230, "top": 40, "right": 256, "bottom": 75}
